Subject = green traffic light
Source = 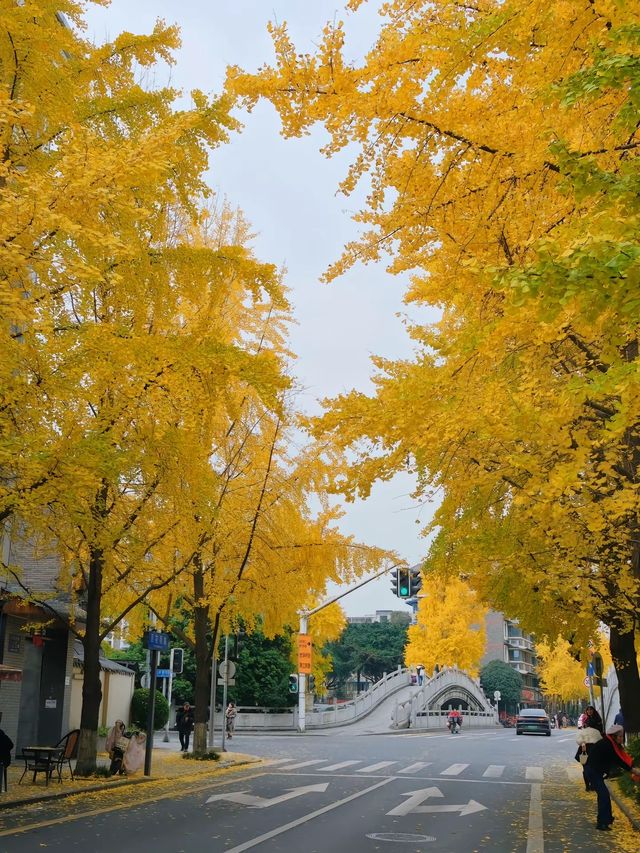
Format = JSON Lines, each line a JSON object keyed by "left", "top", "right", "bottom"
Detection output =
{"left": 400, "top": 586, "right": 409, "bottom": 596}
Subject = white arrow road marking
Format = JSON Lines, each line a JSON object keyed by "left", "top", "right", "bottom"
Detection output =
{"left": 206, "top": 782, "right": 329, "bottom": 809}
{"left": 387, "top": 787, "right": 487, "bottom": 817}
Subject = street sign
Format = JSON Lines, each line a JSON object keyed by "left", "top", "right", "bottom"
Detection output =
{"left": 157, "top": 668, "right": 171, "bottom": 678}
{"left": 219, "top": 660, "right": 236, "bottom": 679}
{"left": 493, "top": 691, "right": 501, "bottom": 700}
{"left": 584, "top": 676, "right": 591, "bottom": 687}
{"left": 298, "top": 634, "right": 312, "bottom": 674}
{"left": 206, "top": 782, "right": 329, "bottom": 808}
{"left": 218, "top": 678, "right": 235, "bottom": 686}
{"left": 386, "top": 787, "right": 487, "bottom": 817}
{"left": 142, "top": 630, "right": 170, "bottom": 652}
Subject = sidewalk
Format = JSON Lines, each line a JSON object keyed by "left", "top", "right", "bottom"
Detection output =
{"left": 0, "top": 735, "right": 260, "bottom": 811}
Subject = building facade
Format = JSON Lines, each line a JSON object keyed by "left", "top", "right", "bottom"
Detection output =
{"left": 483, "top": 611, "right": 542, "bottom": 706}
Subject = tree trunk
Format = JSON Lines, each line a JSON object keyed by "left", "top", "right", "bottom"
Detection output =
{"left": 75, "top": 540, "right": 104, "bottom": 776}
{"left": 192, "top": 557, "right": 211, "bottom": 755}
{"left": 609, "top": 623, "right": 640, "bottom": 735}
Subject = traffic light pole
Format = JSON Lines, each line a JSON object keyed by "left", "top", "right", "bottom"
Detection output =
{"left": 297, "top": 562, "right": 405, "bottom": 732}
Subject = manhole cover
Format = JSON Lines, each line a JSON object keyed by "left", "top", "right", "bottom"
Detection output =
{"left": 366, "top": 833, "right": 436, "bottom": 844}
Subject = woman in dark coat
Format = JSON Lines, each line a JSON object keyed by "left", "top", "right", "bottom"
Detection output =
{"left": 583, "top": 705, "right": 604, "bottom": 734}
{"left": 177, "top": 702, "right": 194, "bottom": 752}
{"left": 584, "top": 724, "right": 640, "bottom": 831}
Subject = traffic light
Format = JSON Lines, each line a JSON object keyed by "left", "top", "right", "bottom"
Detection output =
{"left": 390, "top": 568, "right": 399, "bottom": 597}
{"left": 308, "top": 674, "right": 315, "bottom": 693}
{"left": 288, "top": 674, "right": 299, "bottom": 694}
{"left": 410, "top": 567, "right": 422, "bottom": 596}
{"left": 397, "top": 567, "right": 411, "bottom": 598}
{"left": 171, "top": 648, "right": 184, "bottom": 675}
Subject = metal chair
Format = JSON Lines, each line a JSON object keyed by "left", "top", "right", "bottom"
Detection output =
{"left": 52, "top": 729, "right": 80, "bottom": 781}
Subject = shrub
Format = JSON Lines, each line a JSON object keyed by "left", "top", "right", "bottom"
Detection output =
{"left": 130, "top": 687, "right": 169, "bottom": 729}
{"left": 182, "top": 750, "right": 220, "bottom": 762}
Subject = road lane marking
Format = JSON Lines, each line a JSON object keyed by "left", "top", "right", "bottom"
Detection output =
{"left": 483, "top": 765, "right": 505, "bottom": 778}
{"left": 526, "top": 783, "right": 544, "bottom": 853}
{"left": 526, "top": 767, "right": 544, "bottom": 781}
{"left": 387, "top": 786, "right": 487, "bottom": 817}
{"left": 266, "top": 758, "right": 295, "bottom": 765}
{"left": 278, "top": 759, "right": 327, "bottom": 770}
{"left": 397, "top": 762, "right": 432, "bottom": 774}
{"left": 206, "top": 782, "right": 329, "bottom": 808}
{"left": 357, "top": 761, "right": 396, "bottom": 773}
{"left": 322, "top": 760, "right": 362, "bottom": 771}
{"left": 0, "top": 769, "right": 270, "bottom": 837}
{"left": 224, "top": 777, "right": 395, "bottom": 853}
{"left": 440, "top": 763, "right": 469, "bottom": 776}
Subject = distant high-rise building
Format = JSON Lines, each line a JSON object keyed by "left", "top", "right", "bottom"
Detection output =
{"left": 483, "top": 612, "right": 542, "bottom": 706}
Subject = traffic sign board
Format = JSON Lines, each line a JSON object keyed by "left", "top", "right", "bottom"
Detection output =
{"left": 298, "top": 634, "right": 312, "bottom": 674}
{"left": 157, "top": 668, "right": 171, "bottom": 678}
{"left": 219, "top": 660, "right": 236, "bottom": 679}
{"left": 493, "top": 691, "right": 501, "bottom": 700}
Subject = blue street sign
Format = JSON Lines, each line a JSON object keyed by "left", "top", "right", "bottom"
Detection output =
{"left": 587, "top": 662, "right": 595, "bottom": 676}
{"left": 157, "top": 668, "right": 171, "bottom": 678}
{"left": 143, "top": 629, "right": 170, "bottom": 652}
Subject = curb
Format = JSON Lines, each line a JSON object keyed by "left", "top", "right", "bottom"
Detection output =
{"left": 0, "top": 757, "right": 258, "bottom": 811}
{"left": 0, "top": 776, "right": 150, "bottom": 811}
{"left": 609, "top": 784, "right": 640, "bottom": 832}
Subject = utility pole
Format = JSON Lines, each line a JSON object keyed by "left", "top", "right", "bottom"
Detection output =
{"left": 297, "top": 562, "right": 405, "bottom": 733}
{"left": 220, "top": 635, "right": 230, "bottom": 752}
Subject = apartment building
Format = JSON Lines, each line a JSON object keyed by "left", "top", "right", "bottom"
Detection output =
{"left": 483, "top": 611, "right": 542, "bottom": 706}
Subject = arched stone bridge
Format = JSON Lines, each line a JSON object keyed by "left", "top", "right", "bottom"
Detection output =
{"left": 392, "top": 666, "right": 498, "bottom": 730}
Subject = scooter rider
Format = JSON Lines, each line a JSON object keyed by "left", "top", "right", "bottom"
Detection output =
{"left": 447, "top": 709, "right": 462, "bottom": 733}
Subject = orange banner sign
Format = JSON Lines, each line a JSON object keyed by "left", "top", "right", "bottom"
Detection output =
{"left": 298, "top": 634, "right": 312, "bottom": 674}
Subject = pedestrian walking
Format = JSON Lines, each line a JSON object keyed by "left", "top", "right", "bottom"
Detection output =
{"left": 584, "top": 724, "right": 640, "bottom": 831}
{"left": 225, "top": 702, "right": 237, "bottom": 739}
{"left": 575, "top": 725, "right": 602, "bottom": 791}
{"left": 177, "top": 702, "right": 194, "bottom": 752}
{"left": 417, "top": 665, "right": 424, "bottom": 686}
{"left": 583, "top": 705, "right": 604, "bottom": 734}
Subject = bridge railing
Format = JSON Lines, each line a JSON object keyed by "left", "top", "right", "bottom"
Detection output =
{"left": 306, "top": 666, "right": 411, "bottom": 728}
{"left": 229, "top": 666, "right": 412, "bottom": 730}
{"left": 392, "top": 666, "right": 498, "bottom": 729}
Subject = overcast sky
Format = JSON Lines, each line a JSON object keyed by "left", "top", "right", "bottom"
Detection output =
{"left": 84, "top": 1, "right": 438, "bottom": 615}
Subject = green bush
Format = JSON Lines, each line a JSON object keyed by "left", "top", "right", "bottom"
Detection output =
{"left": 130, "top": 688, "right": 169, "bottom": 729}
{"left": 182, "top": 750, "right": 220, "bottom": 762}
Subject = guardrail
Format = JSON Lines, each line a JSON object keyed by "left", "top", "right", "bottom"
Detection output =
{"left": 231, "top": 666, "right": 412, "bottom": 730}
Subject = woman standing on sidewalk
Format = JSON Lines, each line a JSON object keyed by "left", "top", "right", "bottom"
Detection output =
{"left": 584, "top": 724, "right": 640, "bottom": 831}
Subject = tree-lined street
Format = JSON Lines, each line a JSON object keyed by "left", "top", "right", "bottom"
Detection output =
{"left": 0, "top": 730, "right": 635, "bottom": 852}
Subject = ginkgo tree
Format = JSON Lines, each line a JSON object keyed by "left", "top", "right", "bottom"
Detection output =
{"left": 405, "top": 574, "right": 487, "bottom": 677}
{"left": 228, "top": 0, "right": 640, "bottom": 731}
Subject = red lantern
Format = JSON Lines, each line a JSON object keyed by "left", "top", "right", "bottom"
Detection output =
{"left": 32, "top": 634, "right": 45, "bottom": 648}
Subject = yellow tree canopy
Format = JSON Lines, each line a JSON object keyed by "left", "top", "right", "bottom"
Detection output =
{"left": 405, "top": 575, "right": 487, "bottom": 678}
{"left": 536, "top": 637, "right": 589, "bottom": 703}
{"left": 227, "top": 0, "right": 640, "bottom": 730}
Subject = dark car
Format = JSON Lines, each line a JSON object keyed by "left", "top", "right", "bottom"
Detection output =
{"left": 516, "top": 708, "right": 551, "bottom": 736}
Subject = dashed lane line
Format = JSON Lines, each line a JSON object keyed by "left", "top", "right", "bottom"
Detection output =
{"left": 397, "top": 762, "right": 432, "bottom": 774}
{"left": 278, "top": 759, "right": 328, "bottom": 770}
{"left": 356, "top": 761, "right": 397, "bottom": 773}
{"left": 483, "top": 765, "right": 505, "bottom": 778}
{"left": 440, "top": 763, "right": 470, "bottom": 776}
{"left": 322, "top": 760, "right": 361, "bottom": 772}
{"left": 526, "top": 767, "right": 544, "bottom": 781}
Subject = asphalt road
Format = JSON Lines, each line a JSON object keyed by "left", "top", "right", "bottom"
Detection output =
{"left": 0, "top": 728, "right": 633, "bottom": 852}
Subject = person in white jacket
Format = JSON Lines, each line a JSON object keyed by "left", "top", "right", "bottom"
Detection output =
{"left": 575, "top": 726, "right": 602, "bottom": 791}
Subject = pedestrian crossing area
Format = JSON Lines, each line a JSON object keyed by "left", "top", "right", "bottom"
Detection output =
{"left": 266, "top": 756, "right": 584, "bottom": 784}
